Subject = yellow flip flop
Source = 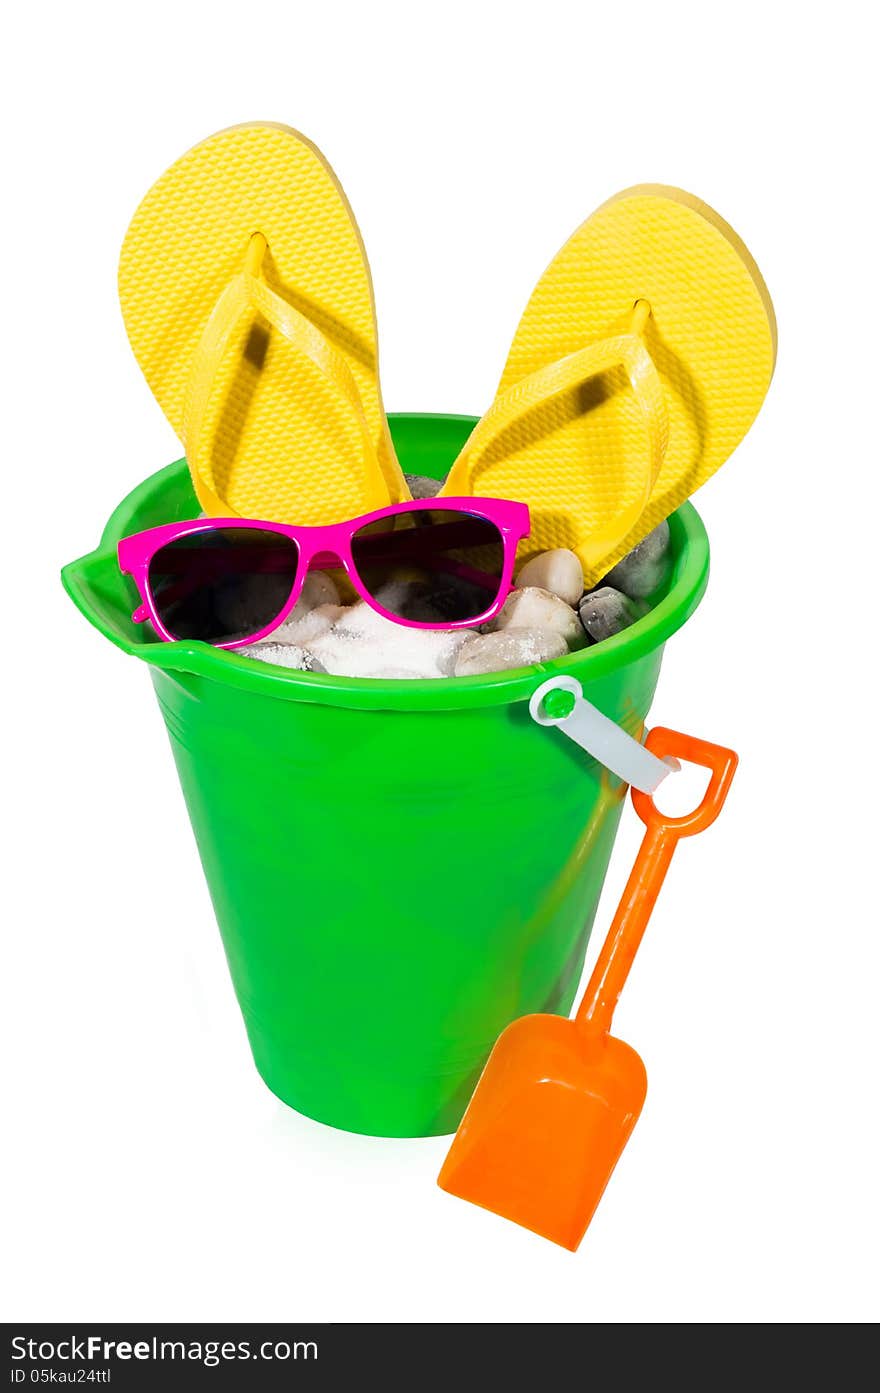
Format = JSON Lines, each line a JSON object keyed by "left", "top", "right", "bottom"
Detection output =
{"left": 441, "top": 185, "right": 776, "bottom": 583}
{"left": 119, "top": 122, "right": 408, "bottom": 524}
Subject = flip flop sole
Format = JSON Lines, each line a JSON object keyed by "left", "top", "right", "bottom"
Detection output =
{"left": 446, "top": 185, "right": 776, "bottom": 581}
{"left": 119, "top": 122, "right": 405, "bottom": 523}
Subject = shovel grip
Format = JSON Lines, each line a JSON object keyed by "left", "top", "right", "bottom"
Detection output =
{"left": 575, "top": 728, "right": 738, "bottom": 1036}
{"left": 631, "top": 728, "right": 738, "bottom": 839}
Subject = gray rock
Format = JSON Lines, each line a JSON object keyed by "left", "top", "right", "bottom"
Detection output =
{"left": 486, "top": 586, "right": 585, "bottom": 649}
{"left": 403, "top": 472, "right": 444, "bottom": 499}
{"left": 578, "top": 587, "right": 646, "bottom": 643}
{"left": 372, "top": 578, "right": 444, "bottom": 624}
{"left": 372, "top": 573, "right": 500, "bottom": 626}
{"left": 602, "top": 522, "right": 672, "bottom": 599}
{"left": 515, "top": 549, "right": 584, "bottom": 606}
{"left": 454, "top": 626, "right": 567, "bottom": 677}
{"left": 427, "top": 573, "right": 496, "bottom": 623}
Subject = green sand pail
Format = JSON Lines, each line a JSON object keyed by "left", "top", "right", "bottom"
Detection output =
{"left": 63, "top": 413, "right": 709, "bottom": 1137}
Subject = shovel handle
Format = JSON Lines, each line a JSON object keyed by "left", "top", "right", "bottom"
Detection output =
{"left": 575, "top": 728, "right": 738, "bottom": 1036}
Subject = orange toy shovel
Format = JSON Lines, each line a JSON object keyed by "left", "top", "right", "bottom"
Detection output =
{"left": 438, "top": 727, "right": 738, "bottom": 1250}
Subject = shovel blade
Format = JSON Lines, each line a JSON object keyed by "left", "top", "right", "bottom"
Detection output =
{"left": 438, "top": 1014, "right": 647, "bottom": 1250}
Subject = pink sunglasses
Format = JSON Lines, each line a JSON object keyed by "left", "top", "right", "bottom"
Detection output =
{"left": 118, "top": 497, "right": 530, "bottom": 649}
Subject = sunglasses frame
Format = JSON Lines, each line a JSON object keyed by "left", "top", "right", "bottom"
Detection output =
{"left": 117, "top": 496, "right": 531, "bottom": 649}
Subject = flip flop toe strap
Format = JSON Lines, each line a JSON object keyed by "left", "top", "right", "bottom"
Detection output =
{"left": 444, "top": 332, "right": 669, "bottom": 557}
{"left": 183, "top": 256, "right": 382, "bottom": 517}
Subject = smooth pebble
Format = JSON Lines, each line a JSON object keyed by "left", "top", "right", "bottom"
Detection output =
{"left": 299, "top": 572, "right": 341, "bottom": 609}
{"left": 403, "top": 472, "right": 444, "bottom": 499}
{"left": 454, "top": 626, "right": 567, "bottom": 677}
{"left": 308, "top": 603, "right": 473, "bottom": 679}
{"left": 578, "top": 587, "right": 646, "bottom": 643}
{"left": 602, "top": 522, "right": 672, "bottom": 599}
{"left": 487, "top": 586, "right": 585, "bottom": 649}
{"left": 238, "top": 642, "right": 326, "bottom": 672}
{"left": 272, "top": 603, "right": 347, "bottom": 646}
{"left": 516, "top": 549, "right": 584, "bottom": 606}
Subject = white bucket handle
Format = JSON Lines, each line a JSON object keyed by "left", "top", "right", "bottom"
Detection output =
{"left": 529, "top": 676, "right": 678, "bottom": 794}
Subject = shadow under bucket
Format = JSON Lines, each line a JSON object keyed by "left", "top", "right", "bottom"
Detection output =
{"left": 62, "top": 413, "right": 709, "bottom": 1137}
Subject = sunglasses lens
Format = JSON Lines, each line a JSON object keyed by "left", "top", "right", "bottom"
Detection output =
{"left": 350, "top": 507, "right": 506, "bottom": 623}
{"left": 148, "top": 528, "right": 300, "bottom": 642}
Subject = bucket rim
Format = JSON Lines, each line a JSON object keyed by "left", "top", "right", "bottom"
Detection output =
{"left": 62, "top": 412, "right": 709, "bottom": 712}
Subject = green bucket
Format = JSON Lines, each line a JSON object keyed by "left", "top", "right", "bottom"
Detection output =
{"left": 62, "top": 413, "right": 709, "bottom": 1137}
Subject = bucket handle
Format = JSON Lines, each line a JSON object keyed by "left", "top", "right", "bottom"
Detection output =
{"left": 529, "top": 676, "right": 677, "bottom": 793}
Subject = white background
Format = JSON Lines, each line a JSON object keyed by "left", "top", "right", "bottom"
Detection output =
{"left": 3, "top": 0, "right": 878, "bottom": 1325}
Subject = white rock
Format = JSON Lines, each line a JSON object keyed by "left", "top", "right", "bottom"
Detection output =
{"left": 454, "top": 626, "right": 567, "bottom": 677}
{"left": 272, "top": 603, "right": 347, "bottom": 646}
{"left": 435, "top": 630, "right": 474, "bottom": 676}
{"left": 307, "top": 603, "right": 475, "bottom": 679}
{"left": 486, "top": 587, "right": 585, "bottom": 649}
{"left": 332, "top": 600, "right": 403, "bottom": 639}
{"left": 300, "top": 571, "right": 342, "bottom": 608}
{"left": 238, "top": 642, "right": 325, "bottom": 671}
{"left": 516, "top": 549, "right": 584, "bottom": 605}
